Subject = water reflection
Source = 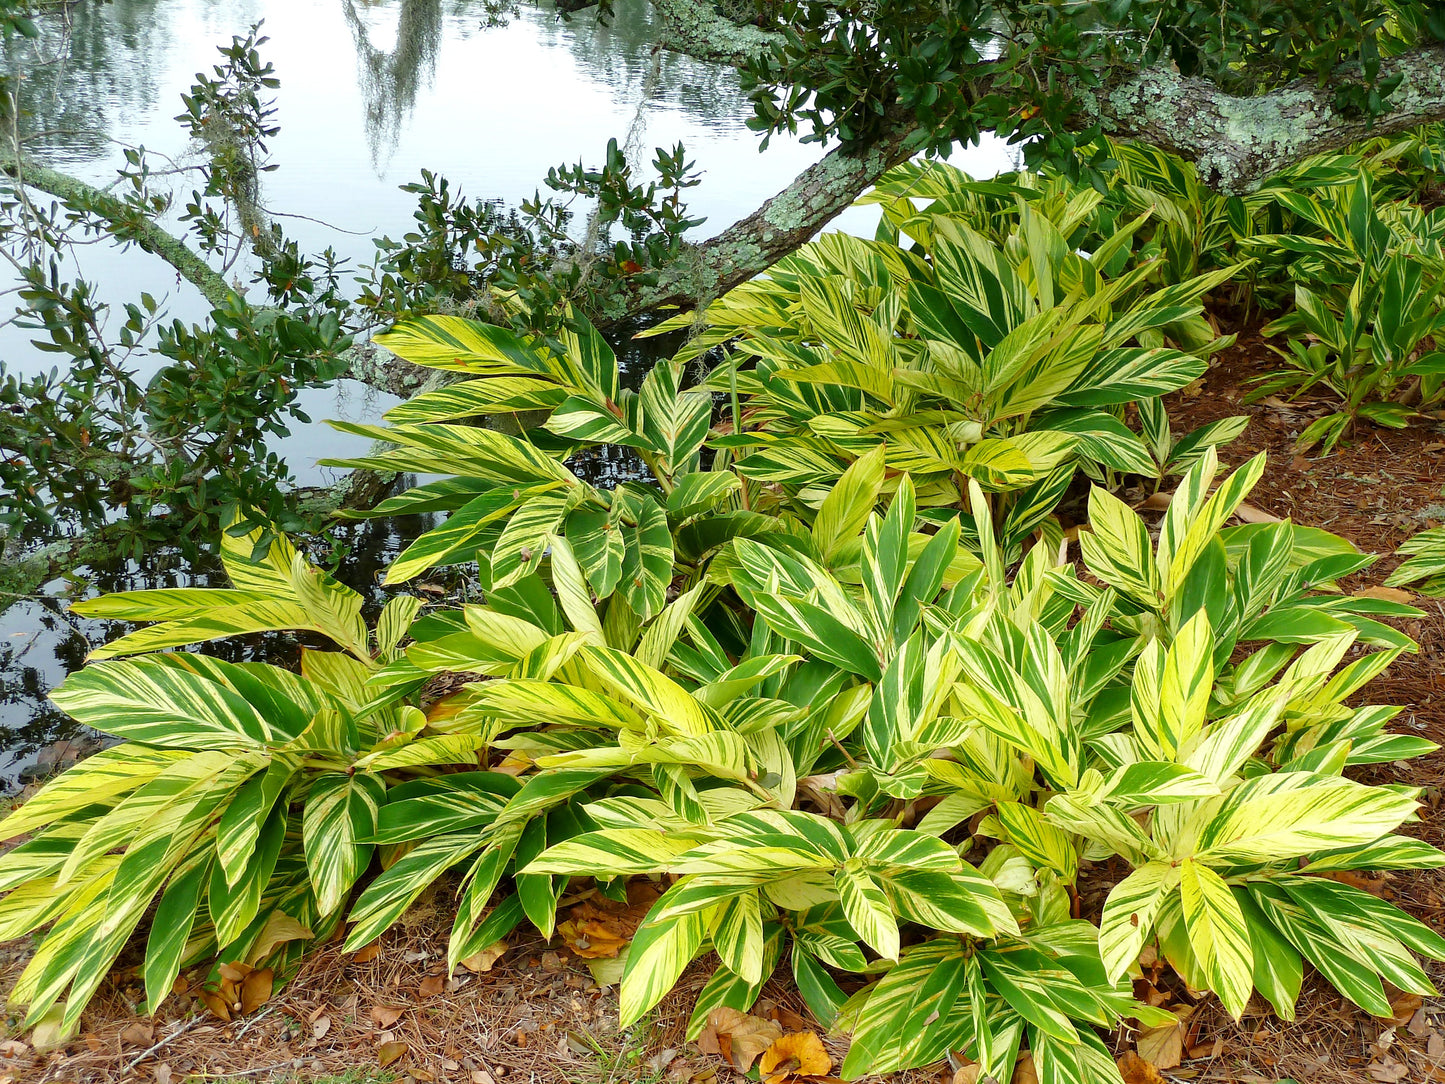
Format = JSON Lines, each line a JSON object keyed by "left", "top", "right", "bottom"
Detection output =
{"left": 529, "top": 0, "right": 755, "bottom": 134}
{"left": 1, "top": 0, "right": 168, "bottom": 168}
{"left": 341, "top": 0, "right": 444, "bottom": 170}
{"left": 0, "top": 513, "right": 428, "bottom": 791}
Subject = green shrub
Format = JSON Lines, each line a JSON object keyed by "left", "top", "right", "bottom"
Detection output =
{"left": 4, "top": 431, "right": 1438, "bottom": 1082}
{"left": 646, "top": 198, "right": 1245, "bottom": 560}
{"left": 1248, "top": 171, "right": 1445, "bottom": 450}
{"left": 1386, "top": 526, "right": 1445, "bottom": 595}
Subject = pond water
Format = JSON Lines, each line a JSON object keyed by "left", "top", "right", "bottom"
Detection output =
{"left": 0, "top": 0, "right": 1019, "bottom": 787}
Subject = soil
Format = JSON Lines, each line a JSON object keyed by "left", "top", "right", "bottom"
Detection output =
{"left": 5, "top": 330, "right": 1445, "bottom": 1084}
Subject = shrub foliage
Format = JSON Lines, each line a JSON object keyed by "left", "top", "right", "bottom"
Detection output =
{"left": 5, "top": 165, "right": 1444, "bottom": 1082}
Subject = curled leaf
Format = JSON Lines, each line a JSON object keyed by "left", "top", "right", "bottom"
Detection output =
{"left": 759, "top": 1030, "right": 832, "bottom": 1083}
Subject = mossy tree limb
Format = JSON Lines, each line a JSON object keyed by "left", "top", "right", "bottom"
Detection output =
{"left": 1, "top": 156, "right": 235, "bottom": 310}
{"left": 1089, "top": 43, "right": 1445, "bottom": 193}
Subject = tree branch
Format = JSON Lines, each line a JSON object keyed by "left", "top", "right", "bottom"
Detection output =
{"left": 593, "top": 106, "right": 923, "bottom": 326}
{"left": 1089, "top": 43, "right": 1445, "bottom": 193}
{"left": 1, "top": 156, "right": 236, "bottom": 309}
{"left": 649, "top": 0, "right": 785, "bottom": 66}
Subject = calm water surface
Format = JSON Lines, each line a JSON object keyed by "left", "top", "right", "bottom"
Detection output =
{"left": 0, "top": 0, "right": 1017, "bottom": 785}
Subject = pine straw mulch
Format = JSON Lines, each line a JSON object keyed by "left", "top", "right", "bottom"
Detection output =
{"left": 8, "top": 327, "right": 1445, "bottom": 1084}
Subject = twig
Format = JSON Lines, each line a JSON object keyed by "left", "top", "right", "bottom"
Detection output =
{"left": 122, "top": 1016, "right": 203, "bottom": 1073}
{"left": 189, "top": 1060, "right": 295, "bottom": 1078}
{"left": 828, "top": 729, "right": 861, "bottom": 771}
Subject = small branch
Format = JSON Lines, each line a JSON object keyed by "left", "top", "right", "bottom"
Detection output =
{"left": 593, "top": 105, "right": 923, "bottom": 327}
{"left": 0, "top": 154, "right": 235, "bottom": 309}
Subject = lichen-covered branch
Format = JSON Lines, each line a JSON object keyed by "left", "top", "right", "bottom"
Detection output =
{"left": 1090, "top": 43, "right": 1445, "bottom": 192}
{"left": 591, "top": 106, "right": 922, "bottom": 326}
{"left": 0, "top": 156, "right": 235, "bottom": 309}
{"left": 649, "top": 0, "right": 784, "bottom": 66}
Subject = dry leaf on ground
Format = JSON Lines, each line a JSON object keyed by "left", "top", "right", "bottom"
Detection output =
{"left": 217, "top": 961, "right": 252, "bottom": 983}
{"left": 556, "top": 916, "right": 628, "bottom": 959}
{"left": 240, "top": 967, "right": 273, "bottom": 1014}
{"left": 199, "top": 989, "right": 231, "bottom": 1022}
{"left": 1383, "top": 992, "right": 1424, "bottom": 1026}
{"left": 245, "top": 913, "right": 312, "bottom": 965}
{"left": 1011, "top": 1052, "right": 1038, "bottom": 1084}
{"left": 1357, "top": 586, "right": 1417, "bottom": 604}
{"left": 119, "top": 1022, "right": 153, "bottom": 1047}
{"left": 378, "top": 1040, "right": 408, "bottom": 1068}
{"left": 460, "top": 941, "right": 507, "bottom": 973}
{"left": 1136, "top": 1010, "right": 1188, "bottom": 1069}
{"left": 371, "top": 1004, "right": 406, "bottom": 1028}
{"left": 1117, "top": 1050, "right": 1167, "bottom": 1084}
{"left": 1234, "top": 502, "right": 1280, "bottom": 523}
{"left": 696, "top": 1007, "right": 784, "bottom": 1074}
{"left": 353, "top": 942, "right": 382, "bottom": 964}
{"left": 758, "top": 1031, "right": 832, "bottom": 1083}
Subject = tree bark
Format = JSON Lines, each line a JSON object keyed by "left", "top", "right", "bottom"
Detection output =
{"left": 1088, "top": 43, "right": 1445, "bottom": 193}
{"left": 592, "top": 106, "right": 922, "bottom": 327}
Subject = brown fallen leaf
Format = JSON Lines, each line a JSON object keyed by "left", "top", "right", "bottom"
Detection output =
{"left": 953, "top": 1066, "right": 981, "bottom": 1084}
{"left": 217, "top": 961, "right": 253, "bottom": 983}
{"left": 371, "top": 1004, "right": 406, "bottom": 1028}
{"left": 154, "top": 1064, "right": 172, "bottom": 1084}
{"left": 1290, "top": 454, "right": 1312, "bottom": 472}
{"left": 200, "top": 990, "right": 232, "bottom": 1023}
{"left": 119, "top": 1022, "right": 154, "bottom": 1047}
{"left": 1234, "top": 502, "right": 1280, "bottom": 524}
{"left": 377, "top": 1040, "right": 408, "bottom": 1068}
{"left": 418, "top": 974, "right": 445, "bottom": 998}
{"left": 1357, "top": 586, "right": 1416, "bottom": 604}
{"left": 1011, "top": 1052, "right": 1038, "bottom": 1084}
{"left": 1116, "top": 1050, "right": 1167, "bottom": 1084}
{"left": 1322, "top": 869, "right": 1391, "bottom": 896}
{"left": 471, "top": 1072, "right": 496, "bottom": 1084}
{"left": 353, "top": 942, "right": 383, "bottom": 964}
{"left": 1383, "top": 992, "right": 1424, "bottom": 1027}
{"left": 1187, "top": 1038, "right": 1224, "bottom": 1060}
{"left": 1140, "top": 492, "right": 1173, "bottom": 511}
{"left": 311, "top": 1015, "right": 332, "bottom": 1041}
{"left": 240, "top": 967, "right": 273, "bottom": 1014}
{"left": 1136, "top": 1016, "right": 1184, "bottom": 1069}
{"left": 460, "top": 941, "right": 507, "bottom": 973}
{"left": 759, "top": 1031, "right": 832, "bottom": 1083}
{"left": 697, "top": 1007, "right": 783, "bottom": 1074}
{"left": 0, "top": 1041, "right": 27, "bottom": 1058}
{"left": 246, "top": 912, "right": 313, "bottom": 965}
{"left": 1409, "top": 1009, "right": 1431, "bottom": 1038}
{"left": 557, "top": 918, "right": 629, "bottom": 959}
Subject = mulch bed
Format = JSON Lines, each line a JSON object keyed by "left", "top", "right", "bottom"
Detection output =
{"left": 6, "top": 327, "right": 1445, "bottom": 1084}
